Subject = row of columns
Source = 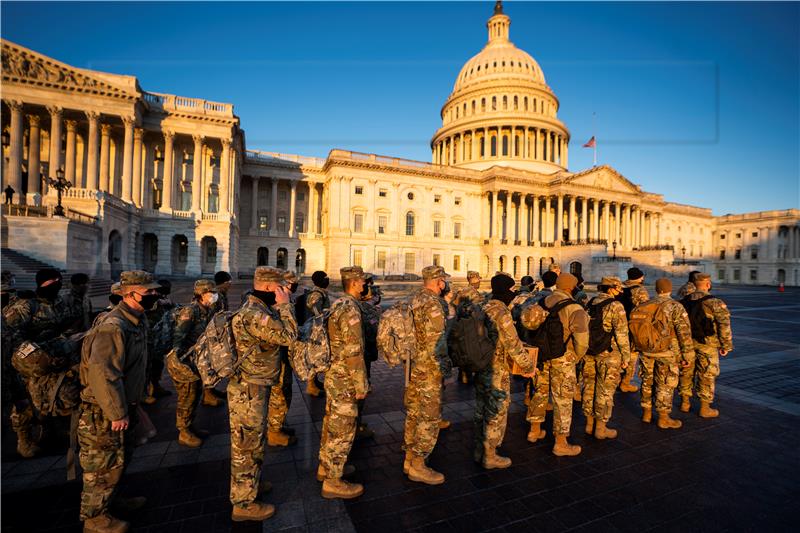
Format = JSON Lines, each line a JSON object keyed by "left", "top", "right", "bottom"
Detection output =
{"left": 433, "top": 125, "right": 567, "bottom": 167}
{"left": 250, "top": 177, "right": 322, "bottom": 238}
{"left": 484, "top": 191, "right": 662, "bottom": 249}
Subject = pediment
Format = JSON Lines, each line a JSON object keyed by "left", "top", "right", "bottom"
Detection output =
{"left": 565, "top": 166, "right": 640, "bottom": 194}
{"left": 1, "top": 39, "right": 139, "bottom": 100}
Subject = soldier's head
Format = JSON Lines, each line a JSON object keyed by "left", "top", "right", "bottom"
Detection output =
{"left": 598, "top": 276, "right": 623, "bottom": 297}
{"left": 340, "top": 266, "right": 366, "bottom": 296}
{"left": 35, "top": 268, "right": 63, "bottom": 302}
{"left": 694, "top": 272, "right": 711, "bottom": 292}
{"left": 109, "top": 282, "right": 123, "bottom": 306}
{"left": 626, "top": 267, "right": 645, "bottom": 284}
{"left": 688, "top": 270, "right": 702, "bottom": 283}
{"left": 194, "top": 279, "right": 219, "bottom": 308}
{"left": 541, "top": 270, "right": 558, "bottom": 289}
{"left": 312, "top": 270, "right": 330, "bottom": 289}
{"left": 1, "top": 271, "right": 16, "bottom": 309}
{"left": 283, "top": 270, "right": 300, "bottom": 294}
{"left": 360, "top": 273, "right": 375, "bottom": 301}
{"left": 520, "top": 275, "right": 534, "bottom": 290}
{"left": 156, "top": 279, "right": 172, "bottom": 297}
{"left": 490, "top": 273, "right": 516, "bottom": 306}
{"left": 655, "top": 278, "right": 672, "bottom": 296}
{"left": 119, "top": 271, "right": 162, "bottom": 312}
{"left": 548, "top": 263, "right": 561, "bottom": 275}
{"left": 214, "top": 271, "right": 232, "bottom": 295}
{"left": 467, "top": 271, "right": 481, "bottom": 289}
{"left": 555, "top": 273, "right": 579, "bottom": 297}
{"left": 70, "top": 273, "right": 90, "bottom": 297}
{"left": 422, "top": 266, "right": 451, "bottom": 297}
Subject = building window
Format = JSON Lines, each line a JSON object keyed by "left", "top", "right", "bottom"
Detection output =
{"left": 735, "top": 249, "right": 741, "bottom": 260}
{"left": 208, "top": 191, "right": 219, "bottom": 213}
{"left": 406, "top": 212, "right": 415, "bottom": 236}
{"left": 453, "top": 255, "right": 461, "bottom": 271}
{"left": 279, "top": 191, "right": 287, "bottom": 201}
{"left": 433, "top": 254, "right": 441, "bottom": 267}
{"left": 353, "top": 249, "right": 363, "bottom": 267}
{"left": 718, "top": 269, "right": 725, "bottom": 281}
{"left": 736, "top": 233, "right": 741, "bottom": 238}
{"left": 205, "top": 240, "right": 217, "bottom": 262}
{"left": 151, "top": 187, "right": 162, "bottom": 210}
{"left": 502, "top": 135, "right": 509, "bottom": 156}
{"left": 407, "top": 192, "right": 415, "bottom": 200}
{"left": 750, "top": 269, "right": 758, "bottom": 281}
{"left": 404, "top": 252, "right": 415, "bottom": 273}
{"left": 752, "top": 231, "right": 758, "bottom": 238}
{"left": 379, "top": 189, "right": 387, "bottom": 198}
{"left": 719, "top": 250, "right": 726, "bottom": 260}
{"left": 297, "top": 192, "right": 305, "bottom": 202}
{"left": 491, "top": 136, "right": 497, "bottom": 157}
{"left": 454, "top": 196, "right": 462, "bottom": 206}
{"left": 353, "top": 213, "right": 364, "bottom": 233}
{"left": 295, "top": 213, "right": 305, "bottom": 233}
{"left": 434, "top": 195, "right": 441, "bottom": 203}
{"left": 377, "top": 251, "right": 386, "bottom": 270}
{"left": 454, "top": 222, "right": 462, "bottom": 240}
{"left": 720, "top": 234, "right": 726, "bottom": 240}
{"left": 750, "top": 246, "right": 758, "bottom": 260}
{"left": 277, "top": 215, "right": 286, "bottom": 232}
{"left": 355, "top": 186, "right": 363, "bottom": 195}
{"left": 433, "top": 220, "right": 441, "bottom": 238}
{"left": 733, "top": 269, "right": 741, "bottom": 281}
{"left": 259, "top": 215, "right": 269, "bottom": 231}
{"left": 378, "top": 215, "right": 387, "bottom": 234}
{"left": 181, "top": 191, "right": 192, "bottom": 212}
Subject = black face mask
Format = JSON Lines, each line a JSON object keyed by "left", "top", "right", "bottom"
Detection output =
{"left": 136, "top": 293, "right": 160, "bottom": 311}
{"left": 319, "top": 278, "right": 330, "bottom": 290}
{"left": 37, "top": 282, "right": 62, "bottom": 302}
{"left": 252, "top": 289, "right": 277, "bottom": 306}
{"left": 109, "top": 294, "right": 123, "bottom": 306}
{"left": 440, "top": 281, "right": 451, "bottom": 298}
{"left": 290, "top": 282, "right": 299, "bottom": 294}
{"left": 493, "top": 289, "right": 515, "bottom": 306}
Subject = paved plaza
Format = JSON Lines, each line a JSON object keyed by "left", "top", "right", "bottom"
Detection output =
{"left": 2, "top": 283, "right": 799, "bottom": 532}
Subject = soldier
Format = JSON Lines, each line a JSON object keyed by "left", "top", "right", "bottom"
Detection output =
{"left": 618, "top": 267, "right": 650, "bottom": 392}
{"left": 61, "top": 273, "right": 93, "bottom": 335}
{"left": 679, "top": 273, "right": 733, "bottom": 417}
{"left": 305, "top": 270, "right": 331, "bottom": 397}
{"left": 78, "top": 270, "right": 158, "bottom": 532}
{"left": 677, "top": 271, "right": 701, "bottom": 300}
{"left": 473, "top": 272, "right": 536, "bottom": 468}
{"left": 228, "top": 267, "right": 297, "bottom": 521}
{"left": 141, "top": 281, "right": 174, "bottom": 404}
{"left": 266, "top": 271, "right": 299, "bottom": 447}
{"left": 509, "top": 275, "right": 536, "bottom": 311}
{"left": 356, "top": 272, "right": 381, "bottom": 440}
{"left": 583, "top": 277, "right": 631, "bottom": 439}
{"left": 168, "top": 280, "right": 222, "bottom": 448}
{"left": 455, "top": 271, "right": 484, "bottom": 384}
{"left": 638, "top": 278, "right": 694, "bottom": 429}
{"left": 318, "top": 266, "right": 368, "bottom": 499}
{"left": 527, "top": 273, "right": 589, "bottom": 456}
{"left": 403, "top": 266, "right": 450, "bottom": 484}
{"left": 536, "top": 270, "right": 558, "bottom": 302}
{"left": 214, "top": 271, "right": 233, "bottom": 312}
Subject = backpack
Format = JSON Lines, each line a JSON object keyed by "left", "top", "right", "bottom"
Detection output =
{"left": 294, "top": 290, "right": 309, "bottom": 326}
{"left": 586, "top": 298, "right": 617, "bottom": 356}
{"left": 27, "top": 367, "right": 81, "bottom": 416}
{"left": 680, "top": 295, "right": 716, "bottom": 343}
{"left": 289, "top": 310, "right": 332, "bottom": 380}
{"left": 629, "top": 300, "right": 673, "bottom": 353}
{"left": 447, "top": 301, "right": 495, "bottom": 373}
{"left": 14, "top": 334, "right": 83, "bottom": 416}
{"left": 376, "top": 300, "right": 416, "bottom": 368}
{"left": 527, "top": 299, "right": 576, "bottom": 363}
{"left": 151, "top": 305, "right": 184, "bottom": 358}
{"left": 189, "top": 311, "right": 244, "bottom": 388}
{"left": 360, "top": 302, "right": 381, "bottom": 363}
{"left": 616, "top": 287, "right": 634, "bottom": 318}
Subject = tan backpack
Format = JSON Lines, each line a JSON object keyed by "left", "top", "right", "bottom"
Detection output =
{"left": 629, "top": 300, "right": 673, "bottom": 353}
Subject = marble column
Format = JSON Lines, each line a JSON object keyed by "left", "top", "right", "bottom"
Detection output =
{"left": 520, "top": 194, "right": 529, "bottom": 243}
{"left": 85, "top": 112, "right": 99, "bottom": 190}
{"left": 5, "top": 101, "right": 24, "bottom": 201}
{"left": 489, "top": 192, "right": 495, "bottom": 239}
{"left": 99, "top": 123, "right": 111, "bottom": 193}
{"left": 503, "top": 191, "right": 510, "bottom": 240}
{"left": 544, "top": 196, "right": 552, "bottom": 243}
{"left": 191, "top": 134, "right": 203, "bottom": 212}
{"left": 289, "top": 182, "right": 297, "bottom": 238}
{"left": 568, "top": 195, "right": 576, "bottom": 241}
{"left": 531, "top": 194, "right": 539, "bottom": 244}
{"left": 121, "top": 116, "right": 135, "bottom": 202}
{"left": 270, "top": 178, "right": 278, "bottom": 236}
{"left": 614, "top": 203, "right": 621, "bottom": 245}
{"left": 556, "top": 194, "right": 564, "bottom": 242}
{"left": 219, "top": 139, "right": 231, "bottom": 214}
{"left": 161, "top": 130, "right": 175, "bottom": 211}
{"left": 26, "top": 114, "right": 41, "bottom": 200}
{"left": 581, "top": 197, "right": 588, "bottom": 241}
{"left": 64, "top": 119, "right": 77, "bottom": 186}
{"left": 132, "top": 128, "right": 143, "bottom": 207}
{"left": 308, "top": 183, "right": 317, "bottom": 234}
{"left": 47, "top": 106, "right": 63, "bottom": 182}
{"left": 250, "top": 177, "right": 260, "bottom": 233}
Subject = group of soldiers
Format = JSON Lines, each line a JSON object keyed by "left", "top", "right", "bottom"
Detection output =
{"left": 0, "top": 261, "right": 733, "bottom": 531}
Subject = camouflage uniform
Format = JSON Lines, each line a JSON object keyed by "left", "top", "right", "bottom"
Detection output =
{"left": 476, "top": 299, "right": 536, "bottom": 449}
{"left": 680, "top": 291, "right": 733, "bottom": 403}
{"left": 169, "top": 301, "right": 214, "bottom": 430}
{"left": 319, "top": 275, "right": 368, "bottom": 480}
{"left": 527, "top": 290, "right": 590, "bottom": 435}
{"left": 404, "top": 286, "right": 449, "bottom": 459}
{"left": 145, "top": 297, "right": 173, "bottom": 392}
{"left": 677, "top": 281, "right": 696, "bottom": 300}
{"left": 77, "top": 271, "right": 154, "bottom": 522}
{"left": 306, "top": 287, "right": 331, "bottom": 317}
{"left": 639, "top": 295, "right": 695, "bottom": 411}
{"left": 620, "top": 281, "right": 650, "bottom": 386}
{"left": 268, "top": 271, "right": 301, "bottom": 435}
{"left": 228, "top": 269, "right": 297, "bottom": 508}
{"left": 583, "top": 292, "right": 631, "bottom": 423}
{"left": 60, "top": 288, "right": 93, "bottom": 335}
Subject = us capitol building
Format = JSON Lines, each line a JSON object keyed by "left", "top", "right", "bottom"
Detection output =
{"left": 2, "top": 3, "right": 798, "bottom": 285}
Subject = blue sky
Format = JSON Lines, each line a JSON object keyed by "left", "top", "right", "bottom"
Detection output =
{"left": 3, "top": 1, "right": 798, "bottom": 215}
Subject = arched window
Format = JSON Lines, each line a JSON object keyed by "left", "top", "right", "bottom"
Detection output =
{"left": 276, "top": 248, "right": 288, "bottom": 269}
{"left": 405, "top": 212, "right": 415, "bottom": 236}
{"left": 480, "top": 137, "right": 485, "bottom": 157}
{"left": 491, "top": 136, "right": 497, "bottom": 157}
{"left": 513, "top": 95, "right": 518, "bottom": 110}
{"left": 514, "top": 136, "right": 520, "bottom": 156}
{"left": 524, "top": 96, "right": 528, "bottom": 110}
{"left": 502, "top": 95, "right": 508, "bottom": 110}
{"left": 472, "top": 100, "right": 476, "bottom": 114}
{"left": 491, "top": 96, "right": 497, "bottom": 110}
{"left": 481, "top": 98, "right": 486, "bottom": 112}
{"left": 257, "top": 247, "right": 269, "bottom": 266}
{"left": 502, "top": 135, "right": 509, "bottom": 156}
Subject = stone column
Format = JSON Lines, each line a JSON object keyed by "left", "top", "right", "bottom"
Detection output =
{"left": 531, "top": 194, "right": 539, "bottom": 244}
{"left": 99, "top": 123, "right": 112, "bottom": 193}
{"left": 489, "top": 192, "right": 495, "bottom": 239}
{"left": 563, "top": 141, "right": 569, "bottom": 168}
{"left": 656, "top": 213, "right": 661, "bottom": 245}
{"left": 503, "top": 191, "right": 510, "bottom": 240}
{"left": 47, "top": 106, "right": 63, "bottom": 182}
{"left": 219, "top": 139, "right": 231, "bottom": 214}
{"left": 589, "top": 199, "right": 597, "bottom": 240}
{"left": 288, "top": 181, "right": 297, "bottom": 238}
{"left": 26, "top": 114, "right": 41, "bottom": 201}
{"left": 64, "top": 120, "right": 78, "bottom": 186}
{"left": 85, "top": 112, "right": 99, "bottom": 190}
{"left": 270, "top": 178, "right": 278, "bottom": 236}
{"left": 308, "top": 183, "right": 317, "bottom": 234}
{"left": 580, "top": 197, "right": 588, "bottom": 241}
{"left": 544, "top": 196, "right": 552, "bottom": 243}
{"left": 4, "top": 101, "right": 24, "bottom": 202}
{"left": 191, "top": 134, "right": 203, "bottom": 212}
{"left": 132, "top": 128, "right": 143, "bottom": 207}
{"left": 556, "top": 194, "right": 564, "bottom": 243}
{"left": 520, "top": 194, "right": 529, "bottom": 243}
{"left": 614, "top": 203, "right": 621, "bottom": 245}
{"left": 121, "top": 116, "right": 135, "bottom": 203}
{"left": 568, "top": 195, "right": 576, "bottom": 241}
{"left": 250, "top": 177, "right": 260, "bottom": 233}
{"left": 161, "top": 130, "right": 174, "bottom": 211}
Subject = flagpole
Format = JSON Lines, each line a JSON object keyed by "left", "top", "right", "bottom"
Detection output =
{"left": 592, "top": 112, "right": 597, "bottom": 166}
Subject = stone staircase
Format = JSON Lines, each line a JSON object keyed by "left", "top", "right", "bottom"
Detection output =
{"left": 1, "top": 248, "right": 59, "bottom": 290}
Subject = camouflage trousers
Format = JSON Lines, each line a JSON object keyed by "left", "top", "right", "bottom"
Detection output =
{"left": 527, "top": 354, "right": 577, "bottom": 435}
{"left": 319, "top": 383, "right": 358, "bottom": 480}
{"left": 473, "top": 362, "right": 511, "bottom": 450}
{"left": 267, "top": 355, "right": 293, "bottom": 433}
{"left": 78, "top": 403, "right": 135, "bottom": 520}
{"left": 172, "top": 378, "right": 201, "bottom": 431}
{"left": 622, "top": 351, "right": 639, "bottom": 382}
{"left": 228, "top": 375, "right": 271, "bottom": 507}
{"left": 582, "top": 352, "right": 623, "bottom": 422}
{"left": 10, "top": 401, "right": 35, "bottom": 436}
{"left": 680, "top": 347, "right": 720, "bottom": 402}
{"left": 639, "top": 354, "right": 679, "bottom": 411}
{"left": 403, "top": 362, "right": 443, "bottom": 458}
{"left": 678, "top": 350, "right": 697, "bottom": 398}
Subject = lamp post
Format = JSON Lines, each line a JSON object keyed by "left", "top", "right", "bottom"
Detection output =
{"left": 47, "top": 166, "right": 72, "bottom": 217}
{"left": 612, "top": 240, "right": 617, "bottom": 260}
{"left": 681, "top": 246, "right": 687, "bottom": 265}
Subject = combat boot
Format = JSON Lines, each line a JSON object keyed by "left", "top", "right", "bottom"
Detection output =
{"left": 657, "top": 410, "right": 682, "bottom": 429}
{"left": 268, "top": 430, "right": 297, "bottom": 447}
{"left": 178, "top": 429, "right": 202, "bottom": 448}
{"left": 316, "top": 463, "right": 355, "bottom": 482}
{"left": 201, "top": 389, "right": 223, "bottom": 407}
{"left": 680, "top": 396, "right": 691, "bottom": 413}
{"left": 584, "top": 416, "right": 595, "bottom": 435}
{"left": 231, "top": 501, "right": 275, "bottom": 522}
{"left": 306, "top": 378, "right": 323, "bottom": 397}
{"left": 16, "top": 429, "right": 41, "bottom": 458}
{"left": 699, "top": 401, "right": 719, "bottom": 418}
{"left": 321, "top": 478, "right": 364, "bottom": 499}
{"left": 83, "top": 512, "right": 129, "bottom": 533}
{"left": 594, "top": 421, "right": 618, "bottom": 440}
{"left": 408, "top": 456, "right": 445, "bottom": 485}
{"left": 641, "top": 406, "right": 652, "bottom": 423}
{"left": 403, "top": 451, "right": 413, "bottom": 474}
{"left": 527, "top": 422, "right": 546, "bottom": 443}
{"left": 619, "top": 376, "right": 638, "bottom": 393}
{"left": 438, "top": 419, "right": 451, "bottom": 430}
{"left": 482, "top": 444, "right": 512, "bottom": 469}
{"left": 552, "top": 434, "right": 581, "bottom": 457}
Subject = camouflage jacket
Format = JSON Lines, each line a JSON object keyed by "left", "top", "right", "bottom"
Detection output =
{"left": 172, "top": 301, "right": 215, "bottom": 356}
{"left": 79, "top": 301, "right": 148, "bottom": 421}
{"left": 483, "top": 299, "right": 536, "bottom": 374}
{"left": 624, "top": 281, "right": 650, "bottom": 308}
{"left": 232, "top": 296, "right": 298, "bottom": 385}
{"left": 2, "top": 295, "right": 65, "bottom": 344}
{"left": 410, "top": 287, "right": 450, "bottom": 374}
{"left": 677, "top": 282, "right": 696, "bottom": 299}
{"left": 306, "top": 287, "right": 331, "bottom": 317}
{"left": 455, "top": 285, "right": 485, "bottom": 306}
{"left": 59, "top": 290, "right": 92, "bottom": 335}
{"left": 589, "top": 293, "right": 632, "bottom": 365}
{"left": 645, "top": 295, "right": 695, "bottom": 362}
{"left": 685, "top": 291, "right": 733, "bottom": 352}
{"left": 327, "top": 294, "right": 368, "bottom": 397}
{"left": 543, "top": 290, "right": 590, "bottom": 360}
{"left": 217, "top": 291, "right": 230, "bottom": 312}
{"left": 509, "top": 290, "right": 536, "bottom": 314}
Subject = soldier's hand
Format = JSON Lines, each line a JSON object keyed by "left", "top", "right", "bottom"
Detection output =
{"left": 719, "top": 349, "right": 729, "bottom": 357}
{"left": 274, "top": 286, "right": 290, "bottom": 305}
{"left": 111, "top": 416, "right": 130, "bottom": 432}
{"left": 622, "top": 362, "right": 628, "bottom": 370}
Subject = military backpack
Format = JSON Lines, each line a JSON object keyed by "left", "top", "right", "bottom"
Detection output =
{"left": 376, "top": 299, "right": 415, "bottom": 368}
{"left": 680, "top": 295, "right": 717, "bottom": 343}
{"left": 448, "top": 301, "right": 495, "bottom": 373}
{"left": 188, "top": 311, "right": 244, "bottom": 388}
{"left": 289, "top": 310, "right": 332, "bottom": 380}
{"left": 586, "top": 298, "right": 617, "bottom": 356}
{"left": 629, "top": 300, "right": 673, "bottom": 353}
{"left": 525, "top": 299, "right": 576, "bottom": 363}
{"left": 12, "top": 334, "right": 83, "bottom": 416}
{"left": 151, "top": 304, "right": 186, "bottom": 358}
{"left": 294, "top": 289, "right": 309, "bottom": 325}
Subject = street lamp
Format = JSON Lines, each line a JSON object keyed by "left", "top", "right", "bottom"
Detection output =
{"left": 612, "top": 240, "right": 617, "bottom": 260}
{"left": 47, "top": 166, "right": 72, "bottom": 217}
{"left": 681, "top": 246, "right": 686, "bottom": 265}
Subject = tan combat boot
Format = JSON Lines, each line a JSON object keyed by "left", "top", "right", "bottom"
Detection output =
{"left": 584, "top": 416, "right": 595, "bottom": 435}
{"left": 83, "top": 512, "right": 130, "bottom": 533}
{"left": 641, "top": 406, "right": 652, "bottom": 424}
{"left": 231, "top": 501, "right": 275, "bottom": 522}
{"left": 619, "top": 375, "right": 638, "bottom": 393}
{"left": 553, "top": 434, "right": 582, "bottom": 456}
{"left": 438, "top": 419, "right": 451, "bottom": 430}
{"left": 680, "top": 396, "right": 691, "bottom": 413}
{"left": 321, "top": 478, "right": 364, "bottom": 499}
{"left": 306, "top": 378, "right": 323, "bottom": 397}
{"left": 403, "top": 451, "right": 413, "bottom": 474}
{"left": 316, "top": 463, "right": 356, "bottom": 482}
{"left": 267, "top": 430, "right": 297, "bottom": 447}
{"left": 594, "top": 420, "right": 618, "bottom": 440}
{"left": 408, "top": 456, "right": 445, "bottom": 485}
{"left": 699, "top": 401, "right": 719, "bottom": 418}
{"left": 16, "top": 428, "right": 41, "bottom": 458}
{"left": 657, "top": 410, "right": 683, "bottom": 429}
{"left": 573, "top": 389, "right": 582, "bottom": 402}
{"left": 482, "top": 444, "right": 512, "bottom": 469}
{"left": 527, "top": 422, "right": 546, "bottom": 443}
{"left": 201, "top": 388, "right": 223, "bottom": 407}
{"left": 178, "top": 429, "right": 202, "bottom": 448}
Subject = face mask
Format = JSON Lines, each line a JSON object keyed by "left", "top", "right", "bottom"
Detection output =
{"left": 135, "top": 293, "right": 160, "bottom": 311}
{"left": 441, "top": 281, "right": 451, "bottom": 298}
{"left": 319, "top": 278, "right": 330, "bottom": 289}
{"left": 360, "top": 284, "right": 371, "bottom": 298}
{"left": 206, "top": 293, "right": 219, "bottom": 306}
{"left": 37, "top": 282, "right": 62, "bottom": 302}
{"left": 290, "top": 282, "right": 299, "bottom": 294}
{"left": 109, "top": 294, "right": 123, "bottom": 306}
{"left": 252, "top": 289, "right": 277, "bottom": 306}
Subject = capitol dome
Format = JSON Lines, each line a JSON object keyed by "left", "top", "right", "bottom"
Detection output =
{"left": 431, "top": 1, "right": 570, "bottom": 174}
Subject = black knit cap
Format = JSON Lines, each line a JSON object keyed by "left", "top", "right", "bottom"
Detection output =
{"left": 520, "top": 275, "right": 534, "bottom": 286}
{"left": 626, "top": 267, "right": 644, "bottom": 281}
{"left": 311, "top": 271, "right": 328, "bottom": 287}
{"left": 542, "top": 271, "right": 558, "bottom": 288}
{"left": 491, "top": 273, "right": 515, "bottom": 294}
{"left": 36, "top": 268, "right": 62, "bottom": 287}
{"left": 214, "top": 271, "right": 232, "bottom": 284}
